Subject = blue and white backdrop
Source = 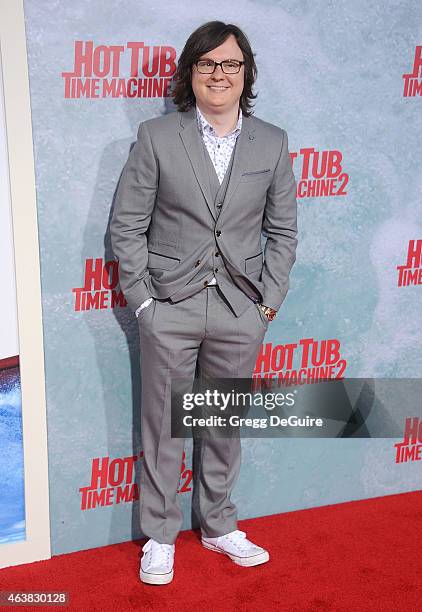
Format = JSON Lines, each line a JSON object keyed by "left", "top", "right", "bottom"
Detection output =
{"left": 15, "top": 0, "right": 422, "bottom": 555}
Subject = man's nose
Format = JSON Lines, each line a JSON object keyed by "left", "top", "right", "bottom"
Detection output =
{"left": 212, "top": 64, "right": 225, "bottom": 78}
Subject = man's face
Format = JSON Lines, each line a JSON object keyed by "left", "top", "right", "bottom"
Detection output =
{"left": 191, "top": 34, "right": 245, "bottom": 114}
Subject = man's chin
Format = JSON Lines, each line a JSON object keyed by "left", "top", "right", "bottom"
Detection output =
{"left": 203, "top": 98, "right": 233, "bottom": 110}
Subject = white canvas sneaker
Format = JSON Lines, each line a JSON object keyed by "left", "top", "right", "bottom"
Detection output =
{"left": 202, "top": 530, "right": 269, "bottom": 567}
{"left": 140, "top": 538, "right": 175, "bottom": 585}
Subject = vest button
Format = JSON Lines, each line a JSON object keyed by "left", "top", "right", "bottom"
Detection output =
{"left": 215, "top": 252, "right": 220, "bottom": 257}
{"left": 216, "top": 230, "right": 221, "bottom": 237}
{"left": 195, "top": 259, "right": 201, "bottom": 267}
{"left": 214, "top": 268, "right": 219, "bottom": 273}
{"left": 217, "top": 202, "right": 223, "bottom": 208}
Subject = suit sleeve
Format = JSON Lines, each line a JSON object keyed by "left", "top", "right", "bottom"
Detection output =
{"left": 261, "top": 128, "right": 298, "bottom": 311}
{"left": 110, "top": 121, "right": 158, "bottom": 313}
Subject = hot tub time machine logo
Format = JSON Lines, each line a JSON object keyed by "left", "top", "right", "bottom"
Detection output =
{"left": 254, "top": 337, "right": 347, "bottom": 383}
{"left": 72, "top": 258, "right": 127, "bottom": 311}
{"left": 402, "top": 46, "right": 422, "bottom": 98}
{"left": 397, "top": 240, "right": 422, "bottom": 287}
{"left": 79, "top": 452, "right": 192, "bottom": 510}
{"left": 62, "top": 41, "right": 177, "bottom": 98}
{"left": 291, "top": 148, "right": 349, "bottom": 199}
{"left": 394, "top": 418, "right": 422, "bottom": 463}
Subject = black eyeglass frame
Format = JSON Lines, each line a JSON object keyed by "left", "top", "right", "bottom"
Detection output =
{"left": 194, "top": 59, "right": 246, "bottom": 74}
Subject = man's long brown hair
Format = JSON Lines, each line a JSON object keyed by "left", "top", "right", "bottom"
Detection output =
{"left": 172, "top": 21, "right": 258, "bottom": 116}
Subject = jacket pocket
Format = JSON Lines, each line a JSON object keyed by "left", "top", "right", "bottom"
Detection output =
{"left": 148, "top": 250, "right": 180, "bottom": 270}
{"left": 148, "top": 236, "right": 178, "bottom": 248}
{"left": 242, "top": 169, "right": 271, "bottom": 175}
{"left": 245, "top": 252, "right": 263, "bottom": 274}
{"left": 240, "top": 168, "right": 271, "bottom": 183}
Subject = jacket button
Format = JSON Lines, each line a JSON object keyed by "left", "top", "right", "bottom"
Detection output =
{"left": 214, "top": 268, "right": 218, "bottom": 273}
{"left": 216, "top": 230, "right": 221, "bottom": 237}
{"left": 215, "top": 252, "right": 220, "bottom": 257}
{"left": 203, "top": 280, "right": 208, "bottom": 287}
{"left": 195, "top": 259, "right": 201, "bottom": 267}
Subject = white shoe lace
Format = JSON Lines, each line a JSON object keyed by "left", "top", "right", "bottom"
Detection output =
{"left": 221, "top": 530, "right": 252, "bottom": 552}
{"left": 142, "top": 539, "right": 174, "bottom": 570}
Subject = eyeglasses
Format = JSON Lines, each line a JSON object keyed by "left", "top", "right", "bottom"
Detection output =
{"left": 195, "top": 59, "right": 245, "bottom": 74}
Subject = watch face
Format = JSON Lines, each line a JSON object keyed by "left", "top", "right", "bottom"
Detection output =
{"left": 260, "top": 305, "right": 276, "bottom": 321}
{"left": 264, "top": 307, "right": 276, "bottom": 320}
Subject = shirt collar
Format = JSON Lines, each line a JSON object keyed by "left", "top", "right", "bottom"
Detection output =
{"left": 195, "top": 104, "right": 242, "bottom": 138}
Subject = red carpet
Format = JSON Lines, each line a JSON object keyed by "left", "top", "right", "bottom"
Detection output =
{"left": 0, "top": 491, "right": 421, "bottom": 611}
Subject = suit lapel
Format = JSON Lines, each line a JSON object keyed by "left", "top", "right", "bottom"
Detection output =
{"left": 178, "top": 107, "right": 257, "bottom": 222}
{"left": 218, "top": 113, "right": 255, "bottom": 222}
{"left": 179, "top": 108, "right": 215, "bottom": 220}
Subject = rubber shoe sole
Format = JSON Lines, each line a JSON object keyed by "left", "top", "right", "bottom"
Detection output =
{"left": 202, "top": 541, "right": 269, "bottom": 567}
{"left": 140, "top": 568, "right": 174, "bottom": 585}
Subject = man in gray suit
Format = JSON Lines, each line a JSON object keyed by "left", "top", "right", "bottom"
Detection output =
{"left": 110, "top": 21, "right": 297, "bottom": 585}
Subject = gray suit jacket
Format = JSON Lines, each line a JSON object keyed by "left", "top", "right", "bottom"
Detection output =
{"left": 110, "top": 107, "right": 298, "bottom": 314}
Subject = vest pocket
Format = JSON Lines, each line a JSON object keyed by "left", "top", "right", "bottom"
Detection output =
{"left": 245, "top": 252, "right": 263, "bottom": 274}
{"left": 148, "top": 250, "right": 180, "bottom": 270}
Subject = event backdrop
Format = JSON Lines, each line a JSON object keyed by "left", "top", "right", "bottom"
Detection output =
{"left": 22, "top": 0, "right": 422, "bottom": 555}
